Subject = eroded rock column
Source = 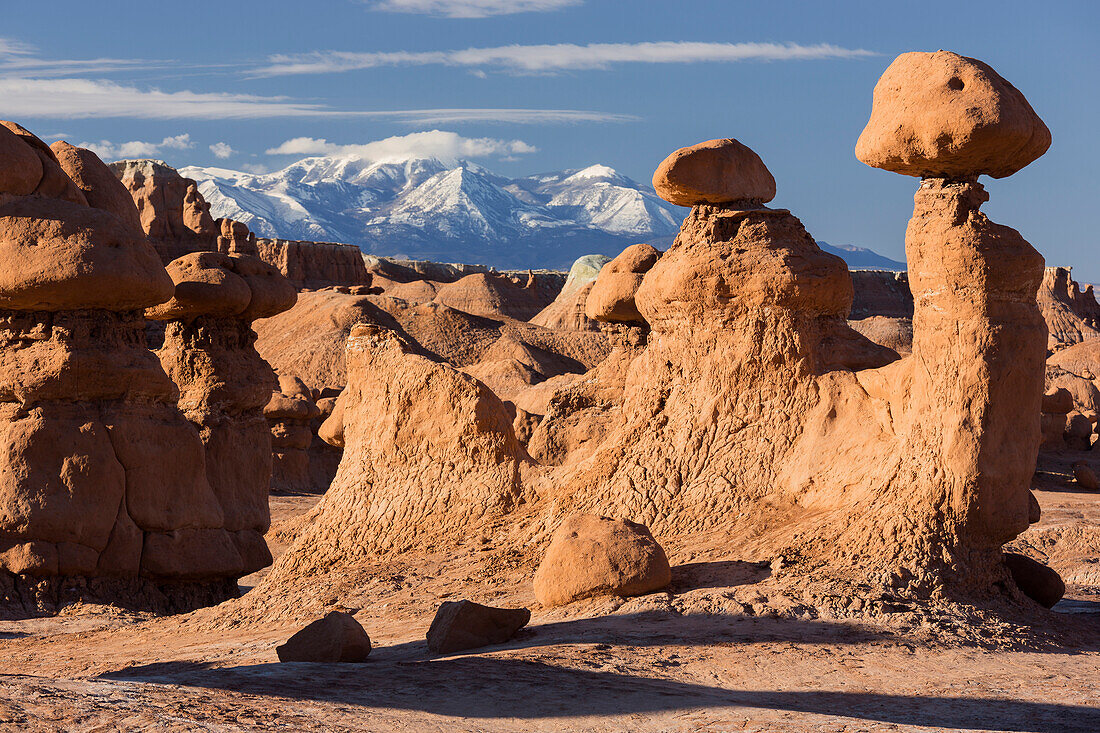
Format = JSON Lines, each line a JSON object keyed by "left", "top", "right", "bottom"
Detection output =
{"left": 148, "top": 252, "right": 297, "bottom": 576}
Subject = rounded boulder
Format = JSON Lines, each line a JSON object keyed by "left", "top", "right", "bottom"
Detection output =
{"left": 855, "top": 51, "right": 1050, "bottom": 179}
{"left": 653, "top": 138, "right": 775, "bottom": 207}
{"left": 533, "top": 514, "right": 671, "bottom": 607}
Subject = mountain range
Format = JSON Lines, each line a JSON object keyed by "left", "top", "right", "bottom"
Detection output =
{"left": 180, "top": 156, "right": 904, "bottom": 272}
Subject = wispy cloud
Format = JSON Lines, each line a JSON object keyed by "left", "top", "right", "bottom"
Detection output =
{"left": 364, "top": 108, "right": 636, "bottom": 124}
{"left": 369, "top": 0, "right": 581, "bottom": 17}
{"left": 265, "top": 130, "right": 537, "bottom": 162}
{"left": 0, "top": 36, "right": 167, "bottom": 77}
{"left": 209, "top": 142, "right": 235, "bottom": 159}
{"left": 77, "top": 133, "right": 194, "bottom": 161}
{"left": 0, "top": 77, "right": 630, "bottom": 122}
{"left": 257, "top": 41, "right": 877, "bottom": 76}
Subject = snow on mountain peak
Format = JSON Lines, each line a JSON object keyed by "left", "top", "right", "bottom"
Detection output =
{"left": 182, "top": 154, "right": 690, "bottom": 268}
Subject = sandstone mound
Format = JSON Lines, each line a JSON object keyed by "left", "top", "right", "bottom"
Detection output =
{"left": 0, "top": 127, "right": 253, "bottom": 611}
{"left": 530, "top": 254, "right": 610, "bottom": 331}
{"left": 585, "top": 243, "right": 661, "bottom": 325}
{"left": 0, "top": 121, "right": 87, "bottom": 205}
{"left": 848, "top": 316, "right": 913, "bottom": 356}
{"left": 1047, "top": 338, "right": 1100, "bottom": 381}
{"left": 378, "top": 278, "right": 441, "bottom": 303}
{"left": 149, "top": 251, "right": 297, "bottom": 577}
{"left": 1038, "top": 267, "right": 1100, "bottom": 351}
{"left": 533, "top": 514, "right": 671, "bottom": 607}
{"left": 461, "top": 334, "right": 587, "bottom": 404}
{"left": 855, "top": 50, "right": 1050, "bottom": 179}
{"left": 110, "top": 159, "right": 217, "bottom": 263}
{"left": 253, "top": 289, "right": 411, "bottom": 391}
{"left": 261, "top": 323, "right": 529, "bottom": 589}
{"left": 653, "top": 138, "right": 776, "bottom": 206}
{"left": 434, "top": 272, "right": 556, "bottom": 321}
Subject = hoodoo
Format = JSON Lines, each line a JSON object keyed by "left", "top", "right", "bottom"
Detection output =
{"left": 0, "top": 126, "right": 252, "bottom": 612}
{"left": 147, "top": 251, "right": 297, "bottom": 577}
{"left": 550, "top": 51, "right": 1051, "bottom": 597}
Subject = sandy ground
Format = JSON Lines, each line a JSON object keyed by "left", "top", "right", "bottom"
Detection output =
{"left": 0, "top": 467, "right": 1097, "bottom": 733}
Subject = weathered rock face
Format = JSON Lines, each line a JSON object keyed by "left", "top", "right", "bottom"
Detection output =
{"left": 855, "top": 50, "right": 1051, "bottom": 179}
{"left": 110, "top": 160, "right": 217, "bottom": 263}
{"left": 264, "top": 324, "right": 528, "bottom": 583}
{"left": 50, "top": 141, "right": 142, "bottom": 234}
{"left": 265, "top": 376, "right": 322, "bottom": 493}
{"left": 256, "top": 239, "right": 372, "bottom": 289}
{"left": 585, "top": 243, "right": 661, "bottom": 326}
{"left": 148, "top": 251, "right": 297, "bottom": 576}
{"left": 1038, "top": 267, "right": 1100, "bottom": 351}
{"left": 533, "top": 514, "right": 671, "bottom": 607}
{"left": 216, "top": 218, "right": 259, "bottom": 258}
{"left": 849, "top": 271, "right": 913, "bottom": 319}
{"left": 653, "top": 138, "right": 776, "bottom": 206}
{"left": 0, "top": 127, "right": 247, "bottom": 611}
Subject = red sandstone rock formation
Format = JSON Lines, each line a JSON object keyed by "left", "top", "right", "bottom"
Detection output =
{"left": 433, "top": 272, "right": 556, "bottom": 321}
{"left": 0, "top": 125, "right": 249, "bottom": 611}
{"left": 530, "top": 255, "right": 610, "bottom": 332}
{"left": 265, "top": 376, "right": 322, "bottom": 493}
{"left": 147, "top": 251, "right": 297, "bottom": 577}
{"left": 216, "top": 218, "right": 259, "bottom": 258}
{"left": 551, "top": 52, "right": 1050, "bottom": 594}
{"left": 264, "top": 324, "right": 530, "bottom": 586}
{"left": 255, "top": 239, "right": 371, "bottom": 289}
{"left": 1038, "top": 267, "right": 1100, "bottom": 351}
{"left": 110, "top": 160, "right": 217, "bottom": 263}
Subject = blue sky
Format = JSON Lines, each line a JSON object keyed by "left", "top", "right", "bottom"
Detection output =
{"left": 2, "top": 0, "right": 1097, "bottom": 276}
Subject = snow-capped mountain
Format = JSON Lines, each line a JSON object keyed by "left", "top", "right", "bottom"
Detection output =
{"left": 180, "top": 156, "right": 686, "bottom": 270}
{"left": 180, "top": 155, "right": 904, "bottom": 271}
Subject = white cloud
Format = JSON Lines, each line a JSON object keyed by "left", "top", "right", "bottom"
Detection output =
{"left": 257, "top": 40, "right": 877, "bottom": 76}
{"left": 370, "top": 0, "right": 581, "bottom": 17}
{"left": 77, "top": 133, "right": 194, "bottom": 161}
{"left": 265, "top": 130, "right": 537, "bottom": 163}
{"left": 210, "top": 142, "right": 235, "bottom": 159}
{"left": 0, "top": 78, "right": 349, "bottom": 119}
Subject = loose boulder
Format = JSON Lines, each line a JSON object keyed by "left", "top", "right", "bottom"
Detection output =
{"left": 1072, "top": 461, "right": 1099, "bottom": 490}
{"left": 276, "top": 611, "right": 372, "bottom": 663}
{"left": 426, "top": 600, "right": 530, "bottom": 654}
{"left": 1003, "top": 553, "right": 1065, "bottom": 609}
{"left": 533, "top": 514, "right": 672, "bottom": 607}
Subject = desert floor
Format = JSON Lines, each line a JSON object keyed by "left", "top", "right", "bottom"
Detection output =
{"left": 0, "top": 466, "right": 1097, "bottom": 733}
